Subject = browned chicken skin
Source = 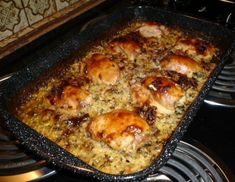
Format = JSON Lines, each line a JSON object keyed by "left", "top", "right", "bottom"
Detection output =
{"left": 160, "top": 54, "right": 202, "bottom": 78}
{"left": 174, "top": 37, "right": 216, "bottom": 61}
{"left": 131, "top": 76, "right": 184, "bottom": 114}
{"left": 108, "top": 36, "right": 141, "bottom": 61}
{"left": 144, "top": 76, "right": 184, "bottom": 109}
{"left": 131, "top": 84, "right": 151, "bottom": 107}
{"left": 86, "top": 54, "right": 120, "bottom": 85}
{"left": 48, "top": 84, "right": 91, "bottom": 115}
{"left": 88, "top": 110, "right": 150, "bottom": 152}
{"left": 137, "top": 22, "right": 169, "bottom": 38}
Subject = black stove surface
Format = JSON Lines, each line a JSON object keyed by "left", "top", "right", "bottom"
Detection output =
{"left": 0, "top": 0, "right": 234, "bottom": 181}
{"left": 186, "top": 104, "right": 235, "bottom": 176}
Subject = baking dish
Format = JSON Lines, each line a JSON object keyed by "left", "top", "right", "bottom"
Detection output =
{"left": 0, "top": 6, "right": 234, "bottom": 181}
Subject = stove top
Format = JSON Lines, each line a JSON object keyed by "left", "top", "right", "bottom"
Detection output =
{"left": 144, "top": 140, "right": 231, "bottom": 182}
{"left": 204, "top": 51, "right": 235, "bottom": 107}
{"left": 0, "top": 0, "right": 234, "bottom": 181}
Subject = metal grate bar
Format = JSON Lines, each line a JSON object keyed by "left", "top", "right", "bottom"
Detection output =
{"left": 177, "top": 142, "right": 224, "bottom": 182}
{"left": 159, "top": 166, "right": 187, "bottom": 182}
{"left": 223, "top": 64, "right": 235, "bottom": 69}
{"left": 145, "top": 141, "right": 230, "bottom": 182}
{"left": 212, "top": 85, "right": 235, "bottom": 92}
{"left": 220, "top": 70, "right": 235, "bottom": 75}
{"left": 214, "top": 80, "right": 235, "bottom": 87}
{"left": 173, "top": 149, "right": 212, "bottom": 182}
{"left": 216, "top": 75, "right": 235, "bottom": 81}
{"left": 166, "top": 158, "right": 198, "bottom": 182}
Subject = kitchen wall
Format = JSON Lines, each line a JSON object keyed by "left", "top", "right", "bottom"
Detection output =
{"left": 0, "top": 0, "right": 104, "bottom": 59}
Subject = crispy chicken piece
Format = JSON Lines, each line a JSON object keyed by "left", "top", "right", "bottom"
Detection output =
{"left": 131, "top": 76, "right": 184, "bottom": 114}
{"left": 143, "top": 76, "right": 184, "bottom": 110}
{"left": 60, "top": 86, "right": 91, "bottom": 109}
{"left": 86, "top": 54, "right": 120, "bottom": 85}
{"left": 108, "top": 36, "right": 141, "bottom": 61}
{"left": 160, "top": 54, "right": 203, "bottom": 78}
{"left": 131, "top": 84, "right": 151, "bottom": 107}
{"left": 48, "top": 85, "right": 91, "bottom": 115}
{"left": 137, "top": 22, "right": 169, "bottom": 38}
{"left": 174, "top": 37, "right": 216, "bottom": 62}
{"left": 88, "top": 110, "right": 150, "bottom": 152}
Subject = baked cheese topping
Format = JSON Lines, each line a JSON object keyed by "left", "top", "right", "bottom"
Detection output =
{"left": 15, "top": 21, "right": 218, "bottom": 175}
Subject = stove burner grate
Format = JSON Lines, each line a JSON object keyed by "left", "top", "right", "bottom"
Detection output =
{"left": 205, "top": 51, "right": 235, "bottom": 107}
{"left": 145, "top": 141, "right": 231, "bottom": 182}
{"left": 0, "top": 125, "right": 56, "bottom": 181}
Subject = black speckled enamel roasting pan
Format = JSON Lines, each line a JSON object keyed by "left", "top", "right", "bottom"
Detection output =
{"left": 0, "top": 6, "right": 234, "bottom": 181}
